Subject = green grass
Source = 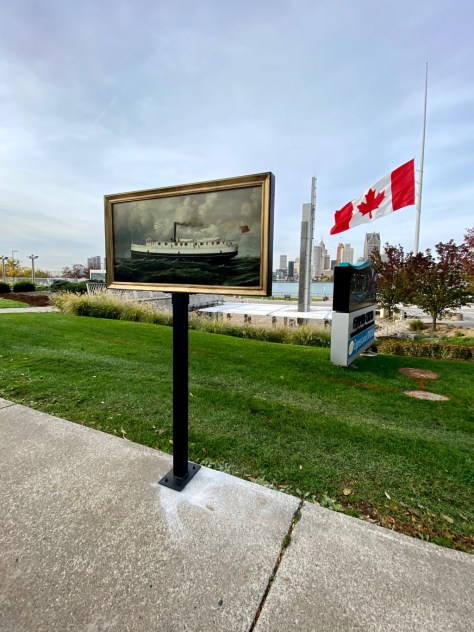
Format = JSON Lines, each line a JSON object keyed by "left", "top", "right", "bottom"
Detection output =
{"left": 0, "top": 298, "right": 29, "bottom": 308}
{"left": 0, "top": 312, "right": 473, "bottom": 552}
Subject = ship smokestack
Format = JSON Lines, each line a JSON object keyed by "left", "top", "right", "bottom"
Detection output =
{"left": 173, "top": 222, "right": 178, "bottom": 242}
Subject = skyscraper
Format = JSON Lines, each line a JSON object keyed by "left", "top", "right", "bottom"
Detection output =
{"left": 336, "top": 242, "right": 344, "bottom": 265}
{"left": 87, "top": 256, "right": 101, "bottom": 270}
{"left": 313, "top": 239, "right": 329, "bottom": 277}
{"left": 342, "top": 244, "right": 354, "bottom": 264}
{"left": 363, "top": 232, "right": 381, "bottom": 261}
{"left": 279, "top": 255, "right": 288, "bottom": 273}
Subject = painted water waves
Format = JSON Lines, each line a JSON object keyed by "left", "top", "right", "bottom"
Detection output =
{"left": 114, "top": 256, "right": 260, "bottom": 287}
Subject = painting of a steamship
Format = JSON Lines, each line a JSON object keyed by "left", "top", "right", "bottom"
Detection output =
{"left": 105, "top": 172, "right": 274, "bottom": 295}
{"left": 131, "top": 222, "right": 239, "bottom": 262}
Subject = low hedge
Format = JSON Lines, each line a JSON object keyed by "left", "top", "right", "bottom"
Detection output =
{"left": 12, "top": 281, "right": 36, "bottom": 292}
{"left": 377, "top": 338, "right": 473, "bottom": 360}
{"left": 50, "top": 280, "right": 88, "bottom": 293}
{"left": 0, "top": 282, "right": 10, "bottom": 294}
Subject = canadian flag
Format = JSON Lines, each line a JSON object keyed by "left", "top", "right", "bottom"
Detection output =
{"left": 330, "top": 159, "right": 415, "bottom": 235}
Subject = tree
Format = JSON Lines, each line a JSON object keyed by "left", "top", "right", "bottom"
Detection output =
{"left": 5, "top": 258, "right": 21, "bottom": 277}
{"left": 21, "top": 267, "right": 51, "bottom": 279}
{"left": 370, "top": 244, "right": 414, "bottom": 318}
{"left": 409, "top": 240, "right": 473, "bottom": 332}
{"left": 61, "top": 264, "right": 90, "bottom": 279}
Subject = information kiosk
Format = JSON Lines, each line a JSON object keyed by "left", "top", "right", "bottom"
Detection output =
{"left": 331, "top": 262, "right": 377, "bottom": 367}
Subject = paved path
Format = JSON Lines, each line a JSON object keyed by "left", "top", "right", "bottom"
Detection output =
{"left": 0, "top": 306, "right": 57, "bottom": 313}
{"left": 1, "top": 399, "right": 472, "bottom": 631}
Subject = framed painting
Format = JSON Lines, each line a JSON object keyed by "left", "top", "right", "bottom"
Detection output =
{"left": 105, "top": 172, "right": 274, "bottom": 296}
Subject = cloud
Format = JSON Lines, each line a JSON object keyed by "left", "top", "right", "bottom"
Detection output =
{"left": 0, "top": 0, "right": 473, "bottom": 271}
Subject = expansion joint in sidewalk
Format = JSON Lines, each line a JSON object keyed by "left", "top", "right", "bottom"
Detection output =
{"left": 248, "top": 499, "right": 304, "bottom": 632}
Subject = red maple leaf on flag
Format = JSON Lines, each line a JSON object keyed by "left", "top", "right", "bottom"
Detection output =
{"left": 357, "top": 188, "right": 385, "bottom": 219}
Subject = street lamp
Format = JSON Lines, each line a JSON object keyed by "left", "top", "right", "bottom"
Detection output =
{"left": 29, "top": 255, "right": 39, "bottom": 284}
{"left": 0, "top": 256, "right": 8, "bottom": 283}
{"left": 11, "top": 250, "right": 18, "bottom": 260}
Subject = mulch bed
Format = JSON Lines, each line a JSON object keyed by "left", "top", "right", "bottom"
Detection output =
{"left": 2, "top": 292, "right": 52, "bottom": 307}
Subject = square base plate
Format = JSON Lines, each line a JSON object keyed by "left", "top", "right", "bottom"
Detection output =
{"left": 159, "top": 462, "right": 201, "bottom": 491}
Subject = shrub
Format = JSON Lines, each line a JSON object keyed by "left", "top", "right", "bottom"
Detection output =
{"left": 50, "top": 280, "right": 70, "bottom": 292}
{"left": 50, "top": 280, "right": 88, "bottom": 294}
{"left": 12, "top": 281, "right": 36, "bottom": 292}
{"left": 377, "top": 338, "right": 472, "bottom": 360}
{"left": 51, "top": 293, "right": 332, "bottom": 348}
{"left": 0, "top": 281, "right": 11, "bottom": 294}
{"left": 51, "top": 292, "right": 173, "bottom": 326}
{"left": 408, "top": 319, "right": 425, "bottom": 331}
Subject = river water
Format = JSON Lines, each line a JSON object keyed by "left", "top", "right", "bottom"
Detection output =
{"left": 272, "top": 281, "right": 334, "bottom": 298}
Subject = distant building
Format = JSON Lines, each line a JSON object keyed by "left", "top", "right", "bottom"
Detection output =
{"left": 279, "top": 255, "right": 288, "bottom": 273}
{"left": 287, "top": 260, "right": 295, "bottom": 278}
{"left": 336, "top": 242, "right": 344, "bottom": 265}
{"left": 342, "top": 244, "right": 354, "bottom": 264}
{"left": 87, "top": 256, "right": 102, "bottom": 270}
{"left": 313, "top": 239, "right": 329, "bottom": 278}
{"left": 294, "top": 258, "right": 300, "bottom": 277}
{"left": 363, "top": 232, "right": 381, "bottom": 261}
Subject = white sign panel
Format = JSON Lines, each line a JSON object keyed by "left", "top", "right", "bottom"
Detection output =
{"left": 330, "top": 305, "right": 375, "bottom": 367}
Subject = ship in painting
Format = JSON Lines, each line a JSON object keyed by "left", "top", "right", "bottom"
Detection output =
{"left": 130, "top": 222, "right": 239, "bottom": 262}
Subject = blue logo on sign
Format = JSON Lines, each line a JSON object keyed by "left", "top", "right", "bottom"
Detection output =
{"left": 348, "top": 326, "right": 375, "bottom": 360}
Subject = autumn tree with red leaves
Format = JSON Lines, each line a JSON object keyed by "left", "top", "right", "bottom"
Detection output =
{"left": 61, "top": 264, "right": 90, "bottom": 279}
{"left": 372, "top": 234, "right": 473, "bottom": 331}
{"left": 407, "top": 239, "right": 473, "bottom": 331}
{"left": 370, "top": 245, "right": 413, "bottom": 317}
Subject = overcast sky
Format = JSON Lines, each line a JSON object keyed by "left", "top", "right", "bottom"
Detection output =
{"left": 1, "top": 0, "right": 473, "bottom": 272}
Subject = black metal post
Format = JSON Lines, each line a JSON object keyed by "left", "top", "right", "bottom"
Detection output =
{"left": 159, "top": 292, "right": 200, "bottom": 491}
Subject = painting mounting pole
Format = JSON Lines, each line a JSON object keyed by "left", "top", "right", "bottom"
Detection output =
{"left": 159, "top": 292, "right": 200, "bottom": 491}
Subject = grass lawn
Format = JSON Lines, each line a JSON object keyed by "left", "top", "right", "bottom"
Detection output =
{"left": 0, "top": 298, "right": 29, "bottom": 308}
{"left": 0, "top": 312, "right": 472, "bottom": 552}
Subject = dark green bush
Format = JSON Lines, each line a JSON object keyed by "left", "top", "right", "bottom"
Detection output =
{"left": 64, "top": 281, "right": 88, "bottom": 294}
{"left": 50, "top": 280, "right": 88, "bottom": 294}
{"left": 0, "top": 282, "right": 11, "bottom": 294}
{"left": 12, "top": 281, "right": 36, "bottom": 292}
{"left": 50, "top": 279, "right": 70, "bottom": 292}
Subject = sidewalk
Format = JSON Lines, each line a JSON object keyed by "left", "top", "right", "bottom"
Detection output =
{"left": 0, "top": 306, "right": 57, "bottom": 314}
{"left": 1, "top": 398, "right": 473, "bottom": 631}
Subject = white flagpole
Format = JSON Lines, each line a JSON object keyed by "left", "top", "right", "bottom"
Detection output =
{"left": 414, "top": 62, "right": 428, "bottom": 253}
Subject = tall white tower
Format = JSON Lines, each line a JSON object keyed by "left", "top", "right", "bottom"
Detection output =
{"left": 298, "top": 177, "right": 316, "bottom": 312}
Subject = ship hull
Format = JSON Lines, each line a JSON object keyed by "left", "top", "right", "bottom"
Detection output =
{"left": 130, "top": 249, "right": 238, "bottom": 262}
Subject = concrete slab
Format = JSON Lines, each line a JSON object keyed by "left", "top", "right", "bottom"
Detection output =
{"left": 0, "top": 399, "right": 299, "bottom": 631}
{"left": 254, "top": 502, "right": 474, "bottom": 632}
{"left": 200, "top": 302, "right": 333, "bottom": 322}
{"left": 0, "top": 306, "right": 57, "bottom": 314}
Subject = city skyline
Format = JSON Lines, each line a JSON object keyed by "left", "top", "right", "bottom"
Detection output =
{"left": 1, "top": 2, "right": 473, "bottom": 271}
{"left": 276, "top": 232, "right": 377, "bottom": 277}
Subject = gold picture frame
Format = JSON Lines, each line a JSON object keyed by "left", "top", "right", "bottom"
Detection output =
{"left": 105, "top": 172, "right": 274, "bottom": 296}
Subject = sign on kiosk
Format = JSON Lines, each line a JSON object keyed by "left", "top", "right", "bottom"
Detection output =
{"left": 330, "top": 262, "right": 377, "bottom": 367}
